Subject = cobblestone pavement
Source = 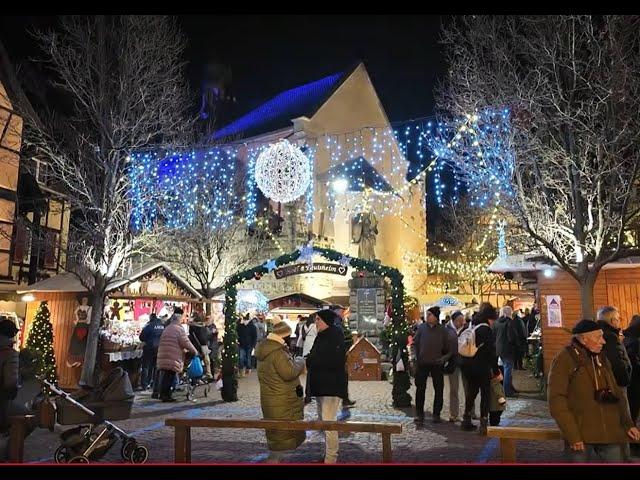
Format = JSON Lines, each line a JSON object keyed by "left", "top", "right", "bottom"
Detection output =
{"left": 20, "top": 369, "right": 567, "bottom": 464}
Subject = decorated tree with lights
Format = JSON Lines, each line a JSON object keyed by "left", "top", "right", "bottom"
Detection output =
{"left": 138, "top": 156, "right": 268, "bottom": 311}
{"left": 16, "top": 16, "right": 193, "bottom": 387}
{"left": 417, "top": 197, "right": 523, "bottom": 301}
{"left": 436, "top": 16, "right": 640, "bottom": 317}
{"left": 25, "top": 301, "right": 58, "bottom": 389}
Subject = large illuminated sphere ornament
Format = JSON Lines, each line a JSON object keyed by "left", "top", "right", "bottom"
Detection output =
{"left": 254, "top": 139, "right": 311, "bottom": 203}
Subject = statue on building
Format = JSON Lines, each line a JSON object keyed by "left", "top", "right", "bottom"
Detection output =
{"left": 351, "top": 212, "right": 378, "bottom": 261}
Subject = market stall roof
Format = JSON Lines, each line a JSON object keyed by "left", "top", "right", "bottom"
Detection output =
{"left": 428, "top": 295, "right": 465, "bottom": 309}
{"left": 487, "top": 253, "right": 554, "bottom": 273}
{"left": 268, "top": 292, "right": 330, "bottom": 311}
{"left": 18, "top": 273, "right": 87, "bottom": 294}
{"left": 107, "top": 262, "right": 202, "bottom": 299}
{"left": 19, "top": 262, "right": 202, "bottom": 298}
{"left": 488, "top": 253, "right": 640, "bottom": 274}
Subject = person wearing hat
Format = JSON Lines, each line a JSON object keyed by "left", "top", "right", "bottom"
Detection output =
{"left": 0, "top": 319, "right": 19, "bottom": 433}
{"left": 548, "top": 319, "right": 640, "bottom": 462}
{"left": 256, "top": 320, "right": 306, "bottom": 463}
{"left": 306, "top": 309, "right": 348, "bottom": 463}
{"left": 460, "top": 302, "right": 499, "bottom": 434}
{"left": 412, "top": 306, "right": 451, "bottom": 425}
{"left": 624, "top": 314, "right": 640, "bottom": 457}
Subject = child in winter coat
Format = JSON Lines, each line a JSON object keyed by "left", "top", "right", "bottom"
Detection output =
{"left": 489, "top": 371, "right": 507, "bottom": 426}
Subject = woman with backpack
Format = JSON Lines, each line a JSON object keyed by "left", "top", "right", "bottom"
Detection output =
{"left": 458, "top": 302, "right": 500, "bottom": 435}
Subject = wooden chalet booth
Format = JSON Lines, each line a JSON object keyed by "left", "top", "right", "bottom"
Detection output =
{"left": 19, "top": 262, "right": 202, "bottom": 389}
{"left": 268, "top": 292, "right": 330, "bottom": 337}
{"left": 489, "top": 254, "right": 640, "bottom": 376}
{"left": 347, "top": 337, "right": 382, "bottom": 380}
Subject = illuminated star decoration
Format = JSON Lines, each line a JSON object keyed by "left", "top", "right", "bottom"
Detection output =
{"left": 264, "top": 259, "right": 277, "bottom": 273}
{"left": 298, "top": 241, "right": 315, "bottom": 267}
{"left": 339, "top": 255, "right": 351, "bottom": 267}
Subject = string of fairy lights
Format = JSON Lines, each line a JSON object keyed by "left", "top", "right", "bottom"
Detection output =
{"left": 128, "top": 109, "right": 523, "bottom": 283}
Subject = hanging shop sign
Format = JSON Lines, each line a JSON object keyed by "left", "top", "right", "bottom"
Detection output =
{"left": 274, "top": 263, "right": 348, "bottom": 279}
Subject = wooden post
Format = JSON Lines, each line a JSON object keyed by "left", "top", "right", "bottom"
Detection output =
{"left": 500, "top": 438, "right": 516, "bottom": 463}
{"left": 381, "top": 432, "right": 392, "bottom": 463}
{"left": 9, "top": 416, "right": 32, "bottom": 463}
{"left": 174, "top": 426, "right": 192, "bottom": 463}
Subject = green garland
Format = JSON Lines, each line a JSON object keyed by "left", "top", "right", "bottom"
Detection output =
{"left": 221, "top": 246, "right": 411, "bottom": 407}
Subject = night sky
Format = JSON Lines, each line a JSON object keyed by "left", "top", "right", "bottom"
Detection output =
{"left": 0, "top": 15, "right": 448, "bottom": 229}
{"left": 0, "top": 15, "right": 446, "bottom": 122}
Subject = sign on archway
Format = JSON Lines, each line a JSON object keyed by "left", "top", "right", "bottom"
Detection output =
{"left": 219, "top": 243, "right": 412, "bottom": 407}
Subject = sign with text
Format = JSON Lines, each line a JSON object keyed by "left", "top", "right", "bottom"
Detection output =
{"left": 274, "top": 263, "right": 348, "bottom": 279}
{"left": 357, "top": 288, "right": 379, "bottom": 332}
{"left": 546, "top": 295, "right": 562, "bottom": 328}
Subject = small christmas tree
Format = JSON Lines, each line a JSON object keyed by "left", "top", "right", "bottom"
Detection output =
{"left": 26, "top": 301, "right": 58, "bottom": 390}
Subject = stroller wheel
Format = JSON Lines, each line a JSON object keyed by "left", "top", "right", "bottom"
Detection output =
{"left": 54, "top": 446, "right": 70, "bottom": 463}
{"left": 121, "top": 439, "right": 137, "bottom": 461}
{"left": 68, "top": 455, "right": 89, "bottom": 463}
{"left": 130, "top": 445, "right": 149, "bottom": 464}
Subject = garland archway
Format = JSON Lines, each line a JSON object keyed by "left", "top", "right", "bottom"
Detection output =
{"left": 220, "top": 244, "right": 412, "bottom": 407}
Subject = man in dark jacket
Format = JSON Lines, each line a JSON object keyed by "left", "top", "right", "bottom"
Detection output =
{"left": 189, "top": 315, "right": 213, "bottom": 380}
{"left": 139, "top": 314, "right": 165, "bottom": 391}
{"left": 597, "top": 306, "right": 632, "bottom": 388}
{"left": 624, "top": 315, "right": 640, "bottom": 457}
{"left": 460, "top": 303, "right": 499, "bottom": 434}
{"left": 412, "top": 306, "right": 451, "bottom": 424}
{"left": 329, "top": 304, "right": 356, "bottom": 408}
{"left": 0, "top": 319, "right": 19, "bottom": 434}
{"left": 306, "top": 309, "right": 347, "bottom": 463}
{"left": 493, "top": 306, "right": 520, "bottom": 397}
{"left": 237, "top": 314, "right": 258, "bottom": 376}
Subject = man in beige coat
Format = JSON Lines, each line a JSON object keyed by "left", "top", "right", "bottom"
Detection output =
{"left": 156, "top": 307, "right": 198, "bottom": 402}
{"left": 548, "top": 319, "right": 640, "bottom": 462}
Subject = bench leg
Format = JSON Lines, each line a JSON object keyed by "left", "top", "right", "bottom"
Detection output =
{"left": 381, "top": 433, "right": 392, "bottom": 463}
{"left": 174, "top": 426, "right": 192, "bottom": 463}
{"left": 500, "top": 438, "right": 516, "bottom": 463}
{"left": 9, "top": 416, "right": 28, "bottom": 463}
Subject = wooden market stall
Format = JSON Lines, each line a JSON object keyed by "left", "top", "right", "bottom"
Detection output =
{"left": 538, "top": 261, "right": 640, "bottom": 375}
{"left": 18, "top": 262, "right": 202, "bottom": 389}
{"left": 489, "top": 254, "right": 640, "bottom": 376}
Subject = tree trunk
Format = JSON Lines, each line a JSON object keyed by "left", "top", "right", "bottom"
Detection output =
{"left": 79, "top": 278, "right": 107, "bottom": 388}
{"left": 578, "top": 273, "right": 597, "bottom": 320}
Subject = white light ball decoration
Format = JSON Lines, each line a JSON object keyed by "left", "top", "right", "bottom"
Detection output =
{"left": 254, "top": 139, "right": 311, "bottom": 203}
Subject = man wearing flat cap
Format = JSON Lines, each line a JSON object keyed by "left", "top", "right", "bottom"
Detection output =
{"left": 548, "top": 319, "right": 640, "bottom": 462}
{"left": 306, "top": 309, "right": 348, "bottom": 463}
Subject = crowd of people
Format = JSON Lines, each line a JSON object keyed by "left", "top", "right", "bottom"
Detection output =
{"left": 137, "top": 307, "right": 221, "bottom": 402}
{"left": 410, "top": 303, "right": 528, "bottom": 433}
{"left": 5, "top": 295, "right": 640, "bottom": 464}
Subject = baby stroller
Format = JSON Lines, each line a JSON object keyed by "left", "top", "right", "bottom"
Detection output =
{"left": 43, "top": 367, "right": 149, "bottom": 464}
{"left": 176, "top": 354, "right": 211, "bottom": 402}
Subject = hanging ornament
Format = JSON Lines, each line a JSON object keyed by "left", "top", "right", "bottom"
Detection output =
{"left": 254, "top": 139, "right": 311, "bottom": 203}
{"left": 254, "top": 272, "right": 263, "bottom": 280}
{"left": 264, "top": 259, "right": 277, "bottom": 273}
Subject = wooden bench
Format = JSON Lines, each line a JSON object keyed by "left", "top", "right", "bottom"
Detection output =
{"left": 8, "top": 415, "right": 35, "bottom": 463}
{"left": 165, "top": 418, "right": 402, "bottom": 463}
{"left": 488, "top": 426, "right": 640, "bottom": 462}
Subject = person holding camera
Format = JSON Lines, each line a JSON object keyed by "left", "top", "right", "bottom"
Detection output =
{"left": 548, "top": 319, "right": 640, "bottom": 463}
{"left": 256, "top": 321, "right": 306, "bottom": 463}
